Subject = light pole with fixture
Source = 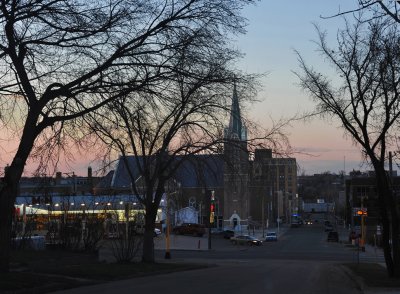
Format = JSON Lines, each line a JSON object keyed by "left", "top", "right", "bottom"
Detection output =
{"left": 164, "top": 190, "right": 177, "bottom": 259}
{"left": 165, "top": 192, "right": 171, "bottom": 259}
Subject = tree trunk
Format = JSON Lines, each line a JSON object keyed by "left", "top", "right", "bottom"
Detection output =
{"left": 374, "top": 162, "right": 400, "bottom": 277}
{"left": 141, "top": 207, "right": 156, "bottom": 263}
{"left": 0, "top": 160, "right": 27, "bottom": 272}
{"left": 0, "top": 119, "right": 37, "bottom": 272}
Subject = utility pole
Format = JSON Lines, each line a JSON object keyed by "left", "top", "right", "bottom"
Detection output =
{"left": 361, "top": 194, "right": 366, "bottom": 252}
{"left": 208, "top": 190, "right": 215, "bottom": 250}
{"left": 262, "top": 195, "right": 265, "bottom": 238}
{"left": 165, "top": 193, "right": 171, "bottom": 259}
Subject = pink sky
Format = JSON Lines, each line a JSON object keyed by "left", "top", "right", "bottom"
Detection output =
{"left": 0, "top": 1, "right": 384, "bottom": 177}
{"left": 237, "top": 0, "right": 375, "bottom": 175}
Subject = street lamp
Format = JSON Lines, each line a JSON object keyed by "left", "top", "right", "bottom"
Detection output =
{"left": 208, "top": 190, "right": 215, "bottom": 250}
{"left": 262, "top": 193, "right": 267, "bottom": 238}
{"left": 360, "top": 193, "right": 367, "bottom": 252}
{"left": 165, "top": 192, "right": 171, "bottom": 259}
{"left": 275, "top": 191, "right": 285, "bottom": 234}
{"left": 164, "top": 190, "right": 178, "bottom": 259}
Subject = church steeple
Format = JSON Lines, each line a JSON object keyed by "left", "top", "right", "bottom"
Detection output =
{"left": 226, "top": 83, "right": 247, "bottom": 141}
{"left": 223, "top": 82, "right": 249, "bottom": 226}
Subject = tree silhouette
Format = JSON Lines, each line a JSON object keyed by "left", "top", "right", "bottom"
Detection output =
{"left": 296, "top": 18, "right": 400, "bottom": 277}
{"left": 0, "top": 0, "right": 257, "bottom": 272}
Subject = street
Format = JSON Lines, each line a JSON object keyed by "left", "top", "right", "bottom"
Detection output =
{"left": 155, "top": 222, "right": 383, "bottom": 264}
{"left": 54, "top": 222, "right": 383, "bottom": 294}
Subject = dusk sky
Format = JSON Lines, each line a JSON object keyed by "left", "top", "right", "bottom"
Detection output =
{"left": 235, "top": 0, "right": 374, "bottom": 175}
{"left": 9, "top": 1, "right": 390, "bottom": 177}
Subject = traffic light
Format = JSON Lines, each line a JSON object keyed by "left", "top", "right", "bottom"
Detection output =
{"left": 357, "top": 209, "right": 367, "bottom": 216}
{"left": 210, "top": 190, "right": 215, "bottom": 224}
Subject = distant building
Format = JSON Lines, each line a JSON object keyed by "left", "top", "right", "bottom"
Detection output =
{"left": 13, "top": 167, "right": 107, "bottom": 235}
{"left": 345, "top": 174, "right": 400, "bottom": 245}
{"left": 17, "top": 167, "right": 100, "bottom": 202}
{"left": 247, "top": 149, "right": 297, "bottom": 226}
{"left": 303, "top": 202, "right": 334, "bottom": 213}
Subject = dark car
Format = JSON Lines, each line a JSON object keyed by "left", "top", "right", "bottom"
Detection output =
{"left": 172, "top": 223, "right": 205, "bottom": 237}
{"left": 223, "top": 230, "right": 235, "bottom": 239}
{"left": 230, "top": 235, "right": 262, "bottom": 246}
{"left": 327, "top": 231, "right": 339, "bottom": 242}
{"left": 291, "top": 222, "right": 300, "bottom": 228}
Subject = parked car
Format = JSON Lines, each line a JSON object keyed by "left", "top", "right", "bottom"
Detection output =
{"left": 291, "top": 222, "right": 300, "bottom": 228}
{"left": 154, "top": 228, "right": 161, "bottom": 237}
{"left": 223, "top": 230, "right": 235, "bottom": 239}
{"left": 172, "top": 223, "right": 205, "bottom": 237}
{"left": 327, "top": 231, "right": 339, "bottom": 242}
{"left": 265, "top": 232, "right": 278, "bottom": 242}
{"left": 230, "top": 235, "right": 262, "bottom": 246}
{"left": 211, "top": 229, "right": 235, "bottom": 239}
{"left": 131, "top": 226, "right": 162, "bottom": 237}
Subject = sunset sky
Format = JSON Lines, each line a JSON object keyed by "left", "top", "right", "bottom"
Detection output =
{"left": 235, "top": 0, "right": 374, "bottom": 175}
{"left": 3, "top": 1, "right": 390, "bottom": 177}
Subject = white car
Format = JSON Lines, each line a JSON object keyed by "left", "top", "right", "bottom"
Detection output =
{"left": 265, "top": 232, "right": 278, "bottom": 242}
{"left": 154, "top": 228, "right": 161, "bottom": 237}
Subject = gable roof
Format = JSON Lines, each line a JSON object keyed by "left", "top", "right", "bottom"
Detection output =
{"left": 111, "top": 154, "right": 224, "bottom": 189}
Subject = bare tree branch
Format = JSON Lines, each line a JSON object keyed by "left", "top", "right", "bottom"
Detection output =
{"left": 295, "top": 17, "right": 400, "bottom": 277}
{"left": 0, "top": 0, "right": 257, "bottom": 272}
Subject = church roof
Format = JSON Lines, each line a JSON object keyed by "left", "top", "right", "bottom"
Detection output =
{"left": 111, "top": 154, "right": 224, "bottom": 189}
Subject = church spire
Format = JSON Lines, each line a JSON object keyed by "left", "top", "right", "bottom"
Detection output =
{"left": 227, "top": 82, "right": 247, "bottom": 141}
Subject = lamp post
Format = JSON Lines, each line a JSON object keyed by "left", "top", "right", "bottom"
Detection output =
{"left": 208, "top": 190, "right": 215, "bottom": 250}
{"left": 165, "top": 193, "right": 171, "bottom": 259}
{"left": 164, "top": 190, "right": 177, "bottom": 259}
{"left": 262, "top": 195, "right": 265, "bottom": 238}
{"left": 276, "top": 191, "right": 282, "bottom": 234}
{"left": 360, "top": 193, "right": 367, "bottom": 252}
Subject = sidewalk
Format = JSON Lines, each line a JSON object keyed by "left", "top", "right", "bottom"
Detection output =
{"left": 335, "top": 227, "right": 400, "bottom": 293}
{"left": 337, "top": 225, "right": 386, "bottom": 265}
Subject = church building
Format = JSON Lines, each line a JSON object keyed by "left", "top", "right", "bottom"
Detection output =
{"left": 109, "top": 85, "right": 298, "bottom": 230}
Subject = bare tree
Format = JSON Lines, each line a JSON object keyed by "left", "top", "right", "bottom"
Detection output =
{"left": 295, "top": 18, "right": 400, "bottom": 277}
{"left": 107, "top": 210, "right": 144, "bottom": 264}
{"left": 366, "top": 0, "right": 400, "bottom": 22}
{"left": 84, "top": 67, "right": 293, "bottom": 263}
{"left": 0, "top": 0, "right": 257, "bottom": 272}
{"left": 84, "top": 58, "right": 249, "bottom": 262}
{"left": 325, "top": 1, "right": 397, "bottom": 19}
